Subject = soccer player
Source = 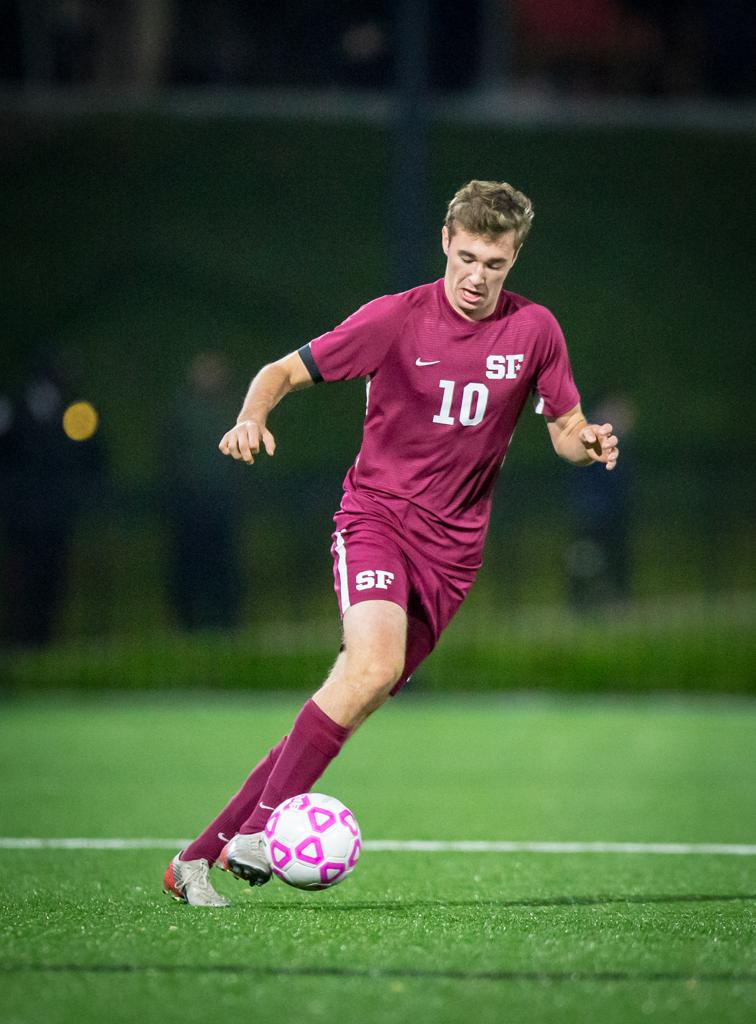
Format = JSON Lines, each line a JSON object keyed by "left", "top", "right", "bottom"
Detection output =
{"left": 163, "top": 180, "right": 619, "bottom": 906}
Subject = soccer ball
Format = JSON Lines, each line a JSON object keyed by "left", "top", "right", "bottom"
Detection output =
{"left": 263, "top": 792, "right": 361, "bottom": 890}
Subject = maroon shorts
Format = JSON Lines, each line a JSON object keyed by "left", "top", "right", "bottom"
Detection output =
{"left": 330, "top": 512, "right": 476, "bottom": 693}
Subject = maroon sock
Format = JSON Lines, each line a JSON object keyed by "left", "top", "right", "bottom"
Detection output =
{"left": 240, "top": 699, "right": 351, "bottom": 834}
{"left": 181, "top": 736, "right": 287, "bottom": 864}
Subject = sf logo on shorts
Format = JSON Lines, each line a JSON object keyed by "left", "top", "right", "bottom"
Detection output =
{"left": 355, "top": 570, "right": 395, "bottom": 591}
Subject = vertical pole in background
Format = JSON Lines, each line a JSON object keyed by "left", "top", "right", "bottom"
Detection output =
{"left": 478, "top": 0, "right": 511, "bottom": 90}
{"left": 16, "top": 0, "right": 54, "bottom": 88}
{"left": 392, "top": 0, "right": 431, "bottom": 292}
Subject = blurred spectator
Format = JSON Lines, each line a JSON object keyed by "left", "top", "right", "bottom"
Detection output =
{"left": 626, "top": 0, "right": 756, "bottom": 97}
{"left": 624, "top": 0, "right": 706, "bottom": 95}
{"left": 0, "top": 348, "right": 106, "bottom": 646}
{"left": 7, "top": 0, "right": 174, "bottom": 89}
{"left": 162, "top": 350, "right": 244, "bottom": 632}
{"left": 565, "top": 395, "right": 637, "bottom": 610}
{"left": 513, "top": 0, "right": 662, "bottom": 95}
{"left": 169, "top": 0, "right": 393, "bottom": 89}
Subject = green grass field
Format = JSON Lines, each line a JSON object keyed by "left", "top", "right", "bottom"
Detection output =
{"left": 1, "top": 695, "right": 755, "bottom": 1023}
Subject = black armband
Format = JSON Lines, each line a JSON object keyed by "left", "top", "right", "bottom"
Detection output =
{"left": 297, "top": 344, "right": 323, "bottom": 384}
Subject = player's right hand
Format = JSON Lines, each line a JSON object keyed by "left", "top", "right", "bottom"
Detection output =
{"left": 218, "top": 419, "right": 276, "bottom": 464}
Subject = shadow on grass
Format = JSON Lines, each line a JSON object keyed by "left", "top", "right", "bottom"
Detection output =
{"left": 252, "top": 892, "right": 756, "bottom": 912}
{"left": 3, "top": 963, "right": 755, "bottom": 984}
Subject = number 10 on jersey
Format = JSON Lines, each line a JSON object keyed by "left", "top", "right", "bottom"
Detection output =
{"left": 432, "top": 379, "right": 489, "bottom": 427}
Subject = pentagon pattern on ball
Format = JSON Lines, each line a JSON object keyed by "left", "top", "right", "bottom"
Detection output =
{"left": 262, "top": 792, "right": 362, "bottom": 891}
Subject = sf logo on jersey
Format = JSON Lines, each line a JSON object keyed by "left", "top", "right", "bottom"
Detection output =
{"left": 355, "top": 570, "right": 396, "bottom": 591}
{"left": 485, "top": 354, "right": 525, "bottom": 380}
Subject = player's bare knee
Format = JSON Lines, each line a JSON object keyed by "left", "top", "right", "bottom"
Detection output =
{"left": 347, "top": 653, "right": 403, "bottom": 698}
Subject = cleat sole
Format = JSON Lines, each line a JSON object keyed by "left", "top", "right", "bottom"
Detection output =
{"left": 217, "top": 840, "right": 271, "bottom": 888}
{"left": 226, "top": 857, "right": 270, "bottom": 887}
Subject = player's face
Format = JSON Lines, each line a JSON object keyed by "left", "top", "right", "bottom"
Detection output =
{"left": 442, "top": 225, "right": 519, "bottom": 321}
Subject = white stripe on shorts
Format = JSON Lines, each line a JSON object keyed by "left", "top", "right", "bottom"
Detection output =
{"left": 334, "top": 529, "right": 350, "bottom": 612}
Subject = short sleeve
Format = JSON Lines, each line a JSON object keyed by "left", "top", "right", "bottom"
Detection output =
{"left": 532, "top": 309, "right": 580, "bottom": 417}
{"left": 301, "top": 294, "right": 407, "bottom": 383}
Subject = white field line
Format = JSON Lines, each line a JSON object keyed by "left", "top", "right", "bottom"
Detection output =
{"left": 1, "top": 838, "right": 755, "bottom": 856}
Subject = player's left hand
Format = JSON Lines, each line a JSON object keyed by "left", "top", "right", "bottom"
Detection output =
{"left": 579, "top": 422, "right": 619, "bottom": 471}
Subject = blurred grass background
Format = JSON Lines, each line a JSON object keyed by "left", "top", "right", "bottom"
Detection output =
{"left": 5, "top": 592, "right": 755, "bottom": 693}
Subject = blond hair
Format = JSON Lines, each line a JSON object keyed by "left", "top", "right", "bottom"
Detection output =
{"left": 445, "top": 180, "right": 534, "bottom": 249}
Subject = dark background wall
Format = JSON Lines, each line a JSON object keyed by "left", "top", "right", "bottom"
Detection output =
{"left": 2, "top": 115, "right": 754, "bottom": 642}
{"left": 1, "top": 1, "right": 754, "bottom": 690}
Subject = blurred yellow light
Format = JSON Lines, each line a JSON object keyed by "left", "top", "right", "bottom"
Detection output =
{"left": 63, "top": 401, "right": 98, "bottom": 442}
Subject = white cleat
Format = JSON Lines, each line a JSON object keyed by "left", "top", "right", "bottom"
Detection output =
{"left": 217, "top": 832, "right": 272, "bottom": 887}
{"left": 163, "top": 853, "right": 230, "bottom": 907}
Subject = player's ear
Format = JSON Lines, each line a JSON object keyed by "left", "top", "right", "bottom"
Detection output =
{"left": 441, "top": 225, "right": 450, "bottom": 255}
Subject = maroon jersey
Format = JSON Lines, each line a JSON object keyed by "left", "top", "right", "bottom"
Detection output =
{"left": 299, "top": 279, "right": 579, "bottom": 572}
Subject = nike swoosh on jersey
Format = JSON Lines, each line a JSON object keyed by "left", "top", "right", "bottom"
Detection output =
{"left": 217, "top": 831, "right": 232, "bottom": 843}
{"left": 415, "top": 358, "right": 441, "bottom": 366}
{"left": 259, "top": 802, "right": 275, "bottom": 810}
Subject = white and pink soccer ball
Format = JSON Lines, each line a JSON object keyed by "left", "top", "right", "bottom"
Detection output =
{"left": 263, "top": 793, "right": 361, "bottom": 891}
